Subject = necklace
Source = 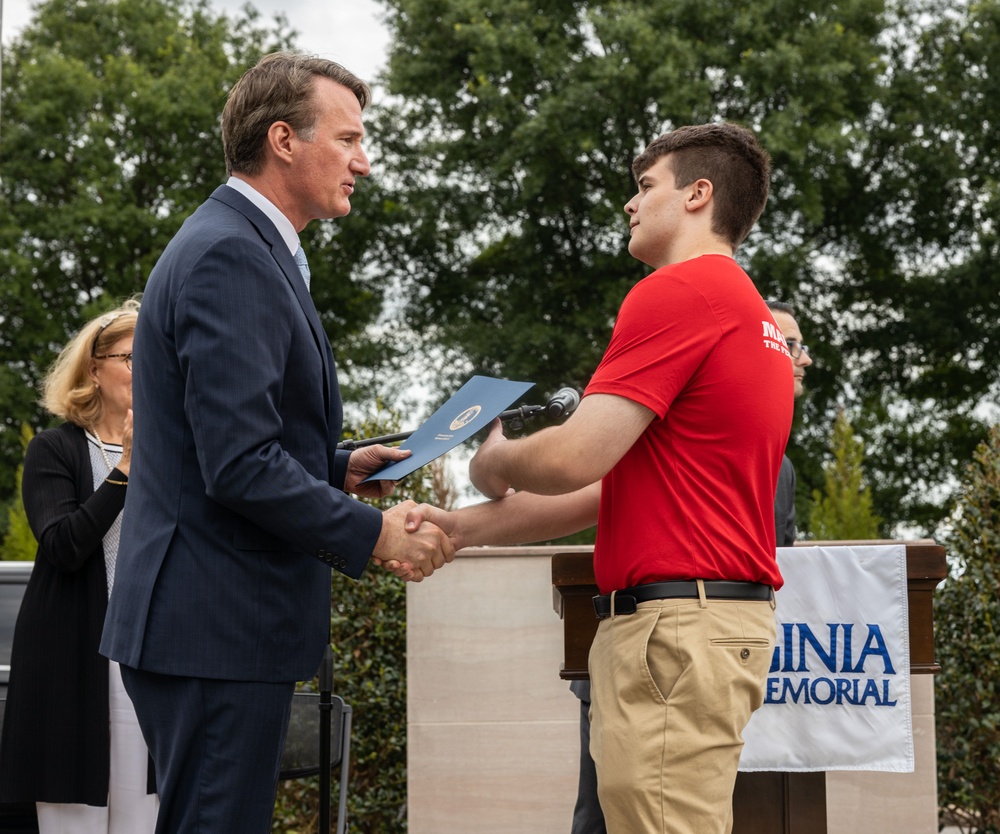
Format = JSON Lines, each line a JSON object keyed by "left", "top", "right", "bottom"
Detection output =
{"left": 91, "top": 428, "right": 118, "bottom": 474}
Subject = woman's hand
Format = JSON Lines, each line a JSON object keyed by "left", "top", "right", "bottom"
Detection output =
{"left": 117, "top": 409, "right": 133, "bottom": 477}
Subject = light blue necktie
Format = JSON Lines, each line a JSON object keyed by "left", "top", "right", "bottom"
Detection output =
{"left": 293, "top": 246, "right": 311, "bottom": 292}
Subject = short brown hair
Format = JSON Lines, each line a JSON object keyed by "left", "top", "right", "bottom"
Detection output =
{"left": 632, "top": 123, "right": 771, "bottom": 249}
{"left": 222, "top": 52, "right": 371, "bottom": 177}
{"left": 42, "top": 298, "right": 140, "bottom": 429}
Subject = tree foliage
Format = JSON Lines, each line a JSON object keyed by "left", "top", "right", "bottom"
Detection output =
{"left": 0, "top": 0, "right": 403, "bottom": 509}
{"left": 369, "top": 0, "right": 1000, "bottom": 536}
{"left": 935, "top": 426, "right": 1000, "bottom": 834}
{"left": 0, "top": 424, "right": 38, "bottom": 561}
{"left": 0, "top": 0, "right": 282, "bottom": 498}
{"left": 806, "top": 410, "right": 882, "bottom": 540}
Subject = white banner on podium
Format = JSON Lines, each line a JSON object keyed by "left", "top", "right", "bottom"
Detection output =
{"left": 740, "top": 544, "right": 913, "bottom": 772}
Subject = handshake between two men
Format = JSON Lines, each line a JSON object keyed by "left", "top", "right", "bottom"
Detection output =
{"left": 357, "top": 414, "right": 566, "bottom": 583}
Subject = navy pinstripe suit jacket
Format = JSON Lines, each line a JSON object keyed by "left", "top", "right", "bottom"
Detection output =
{"left": 101, "top": 185, "right": 382, "bottom": 683}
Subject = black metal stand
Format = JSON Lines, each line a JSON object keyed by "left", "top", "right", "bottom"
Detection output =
{"left": 317, "top": 644, "right": 335, "bottom": 834}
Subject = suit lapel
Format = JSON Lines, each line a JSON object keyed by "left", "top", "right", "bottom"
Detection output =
{"left": 210, "top": 186, "right": 334, "bottom": 416}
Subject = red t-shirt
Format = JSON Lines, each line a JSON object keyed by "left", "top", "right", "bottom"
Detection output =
{"left": 585, "top": 255, "right": 792, "bottom": 593}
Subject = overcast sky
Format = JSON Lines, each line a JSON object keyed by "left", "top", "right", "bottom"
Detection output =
{"left": 1, "top": 0, "right": 391, "bottom": 82}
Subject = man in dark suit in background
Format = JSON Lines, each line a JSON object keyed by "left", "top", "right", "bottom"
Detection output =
{"left": 766, "top": 299, "right": 813, "bottom": 547}
{"left": 100, "top": 52, "right": 453, "bottom": 834}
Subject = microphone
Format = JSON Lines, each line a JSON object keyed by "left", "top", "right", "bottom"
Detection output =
{"left": 545, "top": 387, "right": 581, "bottom": 419}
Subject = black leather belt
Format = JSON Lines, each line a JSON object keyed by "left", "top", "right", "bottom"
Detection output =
{"left": 593, "top": 580, "right": 772, "bottom": 619}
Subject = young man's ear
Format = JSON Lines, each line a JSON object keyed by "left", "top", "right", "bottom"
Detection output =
{"left": 685, "top": 178, "right": 713, "bottom": 211}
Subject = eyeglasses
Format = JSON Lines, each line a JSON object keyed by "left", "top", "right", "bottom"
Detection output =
{"left": 786, "top": 340, "right": 810, "bottom": 359}
{"left": 94, "top": 352, "right": 132, "bottom": 371}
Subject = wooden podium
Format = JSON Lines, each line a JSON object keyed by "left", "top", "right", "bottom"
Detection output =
{"left": 551, "top": 542, "right": 947, "bottom": 834}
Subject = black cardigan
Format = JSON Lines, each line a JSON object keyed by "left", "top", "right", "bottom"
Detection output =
{"left": 0, "top": 422, "right": 150, "bottom": 804}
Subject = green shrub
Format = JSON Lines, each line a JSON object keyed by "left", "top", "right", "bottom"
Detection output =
{"left": 1, "top": 424, "right": 38, "bottom": 561}
{"left": 935, "top": 425, "right": 1000, "bottom": 834}
{"left": 273, "top": 565, "right": 411, "bottom": 834}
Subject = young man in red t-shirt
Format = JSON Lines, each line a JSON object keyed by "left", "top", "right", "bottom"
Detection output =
{"left": 402, "top": 123, "right": 793, "bottom": 834}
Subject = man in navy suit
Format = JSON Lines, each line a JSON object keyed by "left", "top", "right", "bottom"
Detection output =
{"left": 101, "top": 52, "right": 453, "bottom": 833}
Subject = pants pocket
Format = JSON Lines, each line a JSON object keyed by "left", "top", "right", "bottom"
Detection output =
{"left": 710, "top": 636, "right": 772, "bottom": 666}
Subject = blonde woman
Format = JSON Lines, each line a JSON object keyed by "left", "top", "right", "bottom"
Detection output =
{"left": 0, "top": 299, "right": 158, "bottom": 833}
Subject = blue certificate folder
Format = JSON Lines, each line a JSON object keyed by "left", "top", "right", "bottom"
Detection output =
{"left": 361, "top": 375, "right": 535, "bottom": 483}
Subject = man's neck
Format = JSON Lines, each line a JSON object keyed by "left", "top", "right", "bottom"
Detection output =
{"left": 654, "top": 239, "right": 734, "bottom": 269}
{"left": 230, "top": 173, "right": 306, "bottom": 233}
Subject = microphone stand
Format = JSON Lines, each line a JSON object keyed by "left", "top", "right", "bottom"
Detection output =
{"left": 336, "top": 403, "right": 553, "bottom": 450}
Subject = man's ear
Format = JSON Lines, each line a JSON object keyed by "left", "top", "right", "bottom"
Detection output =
{"left": 265, "top": 121, "right": 296, "bottom": 165}
{"left": 685, "top": 178, "right": 713, "bottom": 211}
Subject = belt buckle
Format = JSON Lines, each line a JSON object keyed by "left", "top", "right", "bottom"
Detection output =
{"left": 615, "top": 594, "right": 638, "bottom": 615}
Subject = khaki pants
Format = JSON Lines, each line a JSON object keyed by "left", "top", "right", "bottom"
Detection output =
{"left": 589, "top": 590, "right": 775, "bottom": 834}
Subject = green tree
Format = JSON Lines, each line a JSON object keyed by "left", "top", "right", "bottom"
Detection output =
{"left": 806, "top": 410, "right": 882, "bottom": 540}
{"left": 0, "top": 424, "right": 38, "bottom": 561}
{"left": 0, "top": 0, "right": 401, "bottom": 510}
{"left": 822, "top": 0, "right": 1000, "bottom": 538}
{"left": 365, "top": 0, "right": 1000, "bottom": 536}
{"left": 934, "top": 426, "right": 1000, "bottom": 834}
{"left": 368, "top": 0, "right": 891, "bottom": 421}
{"left": 0, "top": 0, "right": 286, "bottom": 501}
